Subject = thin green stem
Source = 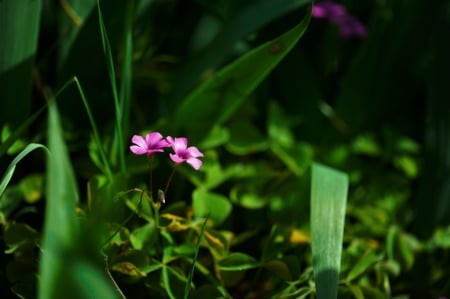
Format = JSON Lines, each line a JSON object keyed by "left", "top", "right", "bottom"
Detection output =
{"left": 147, "top": 155, "right": 154, "bottom": 193}
{"left": 164, "top": 166, "right": 177, "bottom": 196}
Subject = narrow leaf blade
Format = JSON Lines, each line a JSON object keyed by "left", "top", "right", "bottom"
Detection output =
{"left": 311, "top": 163, "right": 348, "bottom": 299}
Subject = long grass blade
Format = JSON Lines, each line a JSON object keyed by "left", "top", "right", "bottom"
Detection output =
{"left": 311, "top": 163, "right": 348, "bottom": 299}
{"left": 119, "top": 0, "right": 134, "bottom": 146}
{"left": 184, "top": 217, "right": 209, "bottom": 299}
{"left": 39, "top": 99, "right": 80, "bottom": 298}
{"left": 0, "top": 143, "right": 48, "bottom": 197}
{"left": 97, "top": 0, "right": 126, "bottom": 173}
{"left": 55, "top": 76, "right": 114, "bottom": 181}
{"left": 39, "top": 99, "right": 118, "bottom": 298}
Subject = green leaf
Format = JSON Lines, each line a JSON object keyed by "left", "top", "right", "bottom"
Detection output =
{"left": 229, "top": 185, "right": 268, "bottom": 209}
{"left": 345, "top": 250, "right": 382, "bottom": 282}
{"left": 0, "top": 143, "right": 48, "bottom": 198}
{"left": 130, "top": 223, "right": 158, "bottom": 250}
{"left": 268, "top": 101, "right": 296, "bottom": 148}
{"left": 162, "top": 266, "right": 188, "bottom": 299}
{"left": 0, "top": 0, "right": 42, "bottom": 127}
{"left": 173, "top": 9, "right": 311, "bottom": 138}
{"left": 168, "top": 0, "right": 312, "bottom": 106}
{"left": 199, "top": 126, "right": 230, "bottom": 149}
{"left": 39, "top": 100, "right": 118, "bottom": 299}
{"left": 271, "top": 142, "right": 314, "bottom": 176}
{"left": 192, "top": 189, "right": 232, "bottom": 225}
{"left": 226, "top": 120, "right": 268, "bottom": 155}
{"left": 218, "top": 253, "right": 260, "bottom": 271}
{"left": 97, "top": 0, "right": 126, "bottom": 173}
{"left": 347, "top": 285, "right": 365, "bottom": 299}
{"left": 311, "top": 163, "right": 348, "bottom": 299}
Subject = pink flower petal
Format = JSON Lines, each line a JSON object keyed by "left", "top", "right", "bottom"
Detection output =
{"left": 146, "top": 132, "right": 170, "bottom": 148}
{"left": 186, "top": 157, "right": 202, "bottom": 170}
{"left": 131, "top": 135, "right": 147, "bottom": 148}
{"left": 171, "top": 137, "right": 188, "bottom": 152}
{"left": 186, "top": 146, "right": 203, "bottom": 158}
{"left": 169, "top": 153, "right": 184, "bottom": 164}
{"left": 130, "top": 145, "right": 148, "bottom": 155}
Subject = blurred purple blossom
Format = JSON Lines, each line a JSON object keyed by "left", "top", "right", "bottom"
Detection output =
{"left": 312, "top": 0, "right": 367, "bottom": 38}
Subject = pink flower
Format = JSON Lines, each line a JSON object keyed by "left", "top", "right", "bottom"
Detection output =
{"left": 312, "top": 0, "right": 367, "bottom": 39}
{"left": 166, "top": 136, "right": 204, "bottom": 170}
{"left": 129, "top": 132, "right": 170, "bottom": 156}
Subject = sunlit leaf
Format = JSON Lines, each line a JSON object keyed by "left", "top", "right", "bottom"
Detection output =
{"left": 311, "top": 163, "right": 348, "bottom": 299}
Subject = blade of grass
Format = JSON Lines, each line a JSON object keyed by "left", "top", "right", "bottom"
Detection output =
{"left": 0, "top": 143, "right": 48, "bottom": 197}
{"left": 184, "top": 217, "right": 209, "bottom": 299}
{"left": 39, "top": 99, "right": 118, "bottom": 298}
{"left": 119, "top": 0, "right": 134, "bottom": 146}
{"left": 39, "top": 99, "right": 80, "bottom": 298}
{"left": 311, "top": 163, "right": 348, "bottom": 299}
{"left": 57, "top": 76, "right": 114, "bottom": 181}
{"left": 97, "top": 0, "right": 126, "bottom": 174}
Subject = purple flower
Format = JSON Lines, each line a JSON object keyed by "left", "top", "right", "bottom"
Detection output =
{"left": 129, "top": 132, "right": 170, "bottom": 156}
{"left": 166, "top": 136, "right": 204, "bottom": 170}
{"left": 312, "top": 0, "right": 367, "bottom": 38}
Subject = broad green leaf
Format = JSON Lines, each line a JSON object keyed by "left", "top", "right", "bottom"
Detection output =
{"left": 192, "top": 189, "right": 232, "bottom": 225}
{"left": 311, "top": 163, "right": 348, "bottom": 299}
{"left": 0, "top": 0, "right": 41, "bottom": 127}
{"left": 173, "top": 9, "right": 311, "bottom": 138}
{"left": 168, "top": 0, "right": 312, "bottom": 106}
{"left": 218, "top": 253, "right": 260, "bottom": 271}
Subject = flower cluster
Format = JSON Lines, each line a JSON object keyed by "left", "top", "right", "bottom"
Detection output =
{"left": 312, "top": 0, "right": 367, "bottom": 39}
{"left": 129, "top": 132, "right": 204, "bottom": 170}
